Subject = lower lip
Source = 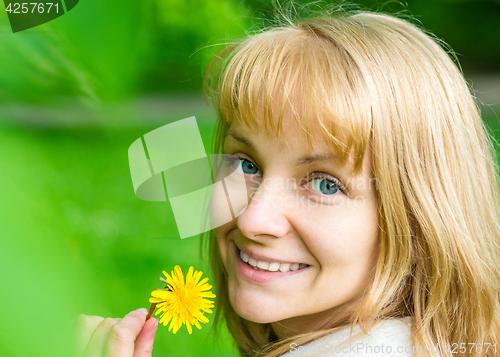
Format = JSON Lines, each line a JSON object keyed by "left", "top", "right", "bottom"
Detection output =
{"left": 235, "top": 247, "right": 308, "bottom": 284}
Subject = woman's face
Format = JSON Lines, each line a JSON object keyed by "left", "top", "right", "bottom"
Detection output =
{"left": 213, "top": 118, "right": 380, "bottom": 339}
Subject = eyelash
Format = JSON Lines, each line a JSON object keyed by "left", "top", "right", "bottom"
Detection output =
{"left": 222, "top": 153, "right": 348, "bottom": 195}
{"left": 304, "top": 172, "right": 348, "bottom": 195}
{"left": 221, "top": 154, "right": 258, "bottom": 171}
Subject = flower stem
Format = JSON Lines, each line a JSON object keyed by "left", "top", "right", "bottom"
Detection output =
{"left": 146, "top": 277, "right": 172, "bottom": 321}
{"left": 146, "top": 303, "right": 156, "bottom": 320}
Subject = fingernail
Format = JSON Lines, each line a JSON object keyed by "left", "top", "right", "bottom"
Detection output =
{"left": 153, "top": 318, "right": 158, "bottom": 329}
{"left": 137, "top": 308, "right": 148, "bottom": 314}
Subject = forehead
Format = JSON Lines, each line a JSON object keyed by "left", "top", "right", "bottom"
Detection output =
{"left": 227, "top": 111, "right": 327, "bottom": 150}
{"left": 225, "top": 117, "right": 373, "bottom": 176}
{"left": 232, "top": 92, "right": 355, "bottom": 148}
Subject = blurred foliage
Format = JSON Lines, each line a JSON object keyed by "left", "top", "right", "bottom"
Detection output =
{"left": 0, "top": 117, "right": 240, "bottom": 356}
{"left": 0, "top": 0, "right": 251, "bottom": 105}
{"left": 142, "top": 0, "right": 251, "bottom": 94}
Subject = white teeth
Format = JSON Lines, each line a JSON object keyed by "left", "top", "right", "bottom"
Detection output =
{"left": 239, "top": 249, "right": 308, "bottom": 273}
{"left": 268, "top": 262, "right": 280, "bottom": 271}
{"left": 257, "top": 261, "right": 270, "bottom": 269}
{"left": 279, "top": 263, "right": 291, "bottom": 272}
{"left": 240, "top": 250, "right": 249, "bottom": 263}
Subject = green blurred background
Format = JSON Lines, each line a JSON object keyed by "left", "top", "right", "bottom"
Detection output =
{"left": 0, "top": 1, "right": 499, "bottom": 356}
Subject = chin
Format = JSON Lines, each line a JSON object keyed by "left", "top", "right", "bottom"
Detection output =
{"left": 229, "top": 293, "right": 285, "bottom": 324}
{"left": 233, "top": 308, "right": 280, "bottom": 324}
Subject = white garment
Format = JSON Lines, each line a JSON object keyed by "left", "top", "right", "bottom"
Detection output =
{"left": 280, "top": 317, "right": 438, "bottom": 357}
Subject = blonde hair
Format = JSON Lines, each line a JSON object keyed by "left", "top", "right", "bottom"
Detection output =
{"left": 202, "top": 3, "right": 500, "bottom": 356}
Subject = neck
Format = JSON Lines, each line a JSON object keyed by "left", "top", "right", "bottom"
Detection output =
{"left": 270, "top": 304, "right": 355, "bottom": 340}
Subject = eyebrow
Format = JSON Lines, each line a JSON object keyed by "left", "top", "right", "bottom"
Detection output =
{"left": 226, "top": 131, "right": 339, "bottom": 166}
{"left": 295, "top": 153, "right": 339, "bottom": 165}
{"left": 226, "top": 131, "right": 256, "bottom": 151}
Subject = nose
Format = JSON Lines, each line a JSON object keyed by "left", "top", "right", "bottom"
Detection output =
{"left": 236, "top": 177, "right": 293, "bottom": 240}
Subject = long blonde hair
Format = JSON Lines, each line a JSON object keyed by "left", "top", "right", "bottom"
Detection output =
{"left": 202, "top": 3, "right": 500, "bottom": 356}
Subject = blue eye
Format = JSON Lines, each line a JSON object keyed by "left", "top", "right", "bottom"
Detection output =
{"left": 223, "top": 155, "right": 259, "bottom": 175}
{"left": 238, "top": 158, "right": 259, "bottom": 175}
{"left": 311, "top": 178, "right": 340, "bottom": 195}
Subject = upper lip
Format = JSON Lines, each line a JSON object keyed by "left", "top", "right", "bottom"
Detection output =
{"left": 236, "top": 244, "right": 309, "bottom": 265}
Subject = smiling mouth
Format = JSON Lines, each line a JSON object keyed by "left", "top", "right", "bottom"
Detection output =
{"left": 238, "top": 248, "right": 309, "bottom": 273}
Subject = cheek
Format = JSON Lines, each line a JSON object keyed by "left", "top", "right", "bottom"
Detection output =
{"left": 208, "top": 182, "right": 233, "bottom": 228}
{"left": 304, "top": 203, "right": 380, "bottom": 268}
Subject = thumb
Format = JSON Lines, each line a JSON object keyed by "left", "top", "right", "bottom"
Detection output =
{"left": 133, "top": 317, "right": 158, "bottom": 357}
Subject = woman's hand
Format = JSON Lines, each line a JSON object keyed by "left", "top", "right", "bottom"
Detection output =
{"left": 74, "top": 308, "right": 158, "bottom": 357}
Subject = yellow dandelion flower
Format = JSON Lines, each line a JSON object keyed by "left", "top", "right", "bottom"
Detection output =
{"left": 149, "top": 265, "right": 216, "bottom": 334}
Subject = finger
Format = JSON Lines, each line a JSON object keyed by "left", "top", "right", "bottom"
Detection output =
{"left": 73, "top": 315, "right": 104, "bottom": 357}
{"left": 133, "top": 317, "right": 158, "bottom": 357}
{"left": 104, "top": 308, "right": 148, "bottom": 357}
{"left": 82, "top": 317, "right": 120, "bottom": 357}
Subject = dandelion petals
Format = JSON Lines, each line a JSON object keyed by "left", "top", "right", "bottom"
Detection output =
{"left": 186, "top": 266, "right": 194, "bottom": 282}
{"left": 149, "top": 266, "right": 216, "bottom": 334}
